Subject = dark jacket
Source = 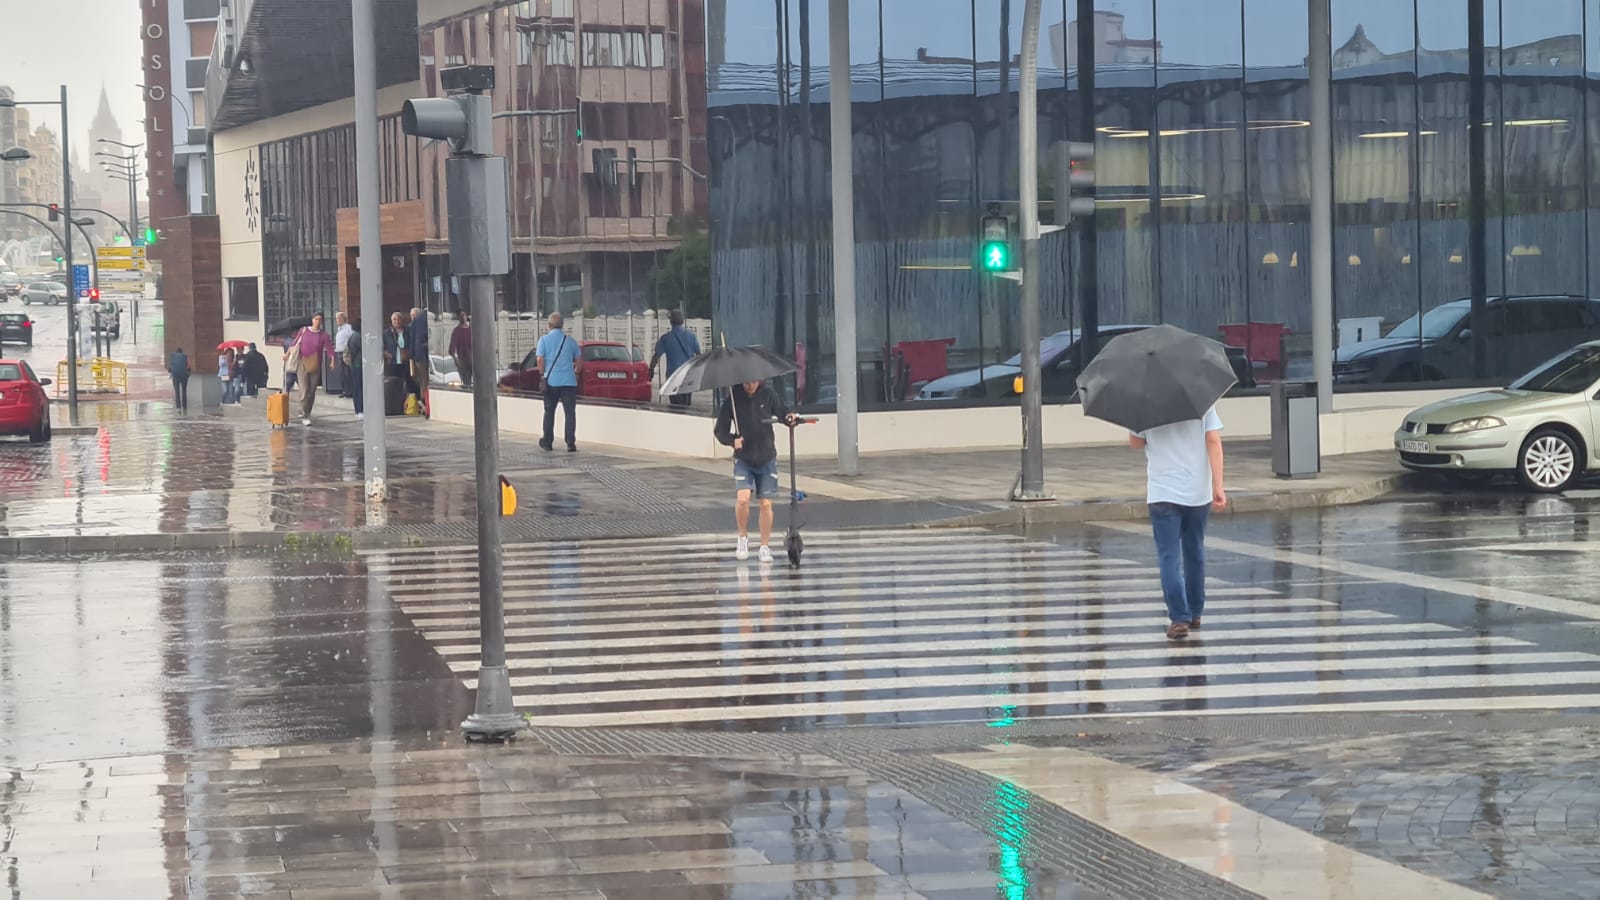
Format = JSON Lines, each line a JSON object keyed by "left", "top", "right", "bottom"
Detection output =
{"left": 407, "top": 312, "right": 430, "bottom": 357}
{"left": 714, "top": 383, "right": 790, "bottom": 467}
{"left": 449, "top": 323, "right": 472, "bottom": 358}
{"left": 243, "top": 350, "right": 269, "bottom": 387}
{"left": 383, "top": 326, "right": 403, "bottom": 369}
{"left": 168, "top": 350, "right": 189, "bottom": 379}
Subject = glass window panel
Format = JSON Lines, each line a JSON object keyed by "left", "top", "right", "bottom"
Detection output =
{"left": 1086, "top": 0, "right": 1157, "bottom": 353}
{"left": 1156, "top": 0, "right": 1247, "bottom": 380}
{"left": 1330, "top": 0, "right": 1422, "bottom": 384}
{"left": 878, "top": 0, "right": 981, "bottom": 405}
{"left": 1245, "top": 0, "right": 1310, "bottom": 382}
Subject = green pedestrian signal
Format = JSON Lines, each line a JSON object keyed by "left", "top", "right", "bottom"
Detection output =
{"left": 144, "top": 227, "right": 158, "bottom": 245}
{"left": 979, "top": 214, "right": 1012, "bottom": 272}
{"left": 981, "top": 240, "right": 1010, "bottom": 272}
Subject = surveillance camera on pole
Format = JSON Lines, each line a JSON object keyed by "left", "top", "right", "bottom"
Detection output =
{"left": 402, "top": 65, "right": 521, "bottom": 743}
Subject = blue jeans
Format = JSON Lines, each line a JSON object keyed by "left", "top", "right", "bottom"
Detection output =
{"left": 1150, "top": 502, "right": 1210, "bottom": 624}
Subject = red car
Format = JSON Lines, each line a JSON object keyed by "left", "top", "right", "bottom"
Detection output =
{"left": 0, "top": 359, "right": 53, "bottom": 443}
{"left": 498, "top": 340, "right": 653, "bottom": 402}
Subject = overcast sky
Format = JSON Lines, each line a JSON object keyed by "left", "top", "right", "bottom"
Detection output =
{"left": 5, "top": 0, "right": 144, "bottom": 152}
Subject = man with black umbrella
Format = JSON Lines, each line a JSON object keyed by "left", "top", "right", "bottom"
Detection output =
{"left": 1129, "top": 407, "right": 1228, "bottom": 641}
{"left": 715, "top": 378, "right": 798, "bottom": 562}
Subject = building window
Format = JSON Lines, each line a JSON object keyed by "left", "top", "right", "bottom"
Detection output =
{"left": 190, "top": 92, "right": 207, "bottom": 127}
{"left": 546, "top": 30, "right": 574, "bottom": 65}
{"left": 182, "top": 0, "right": 220, "bottom": 21}
{"left": 228, "top": 277, "right": 259, "bottom": 320}
{"left": 549, "top": 0, "right": 573, "bottom": 16}
{"left": 582, "top": 30, "right": 624, "bottom": 67}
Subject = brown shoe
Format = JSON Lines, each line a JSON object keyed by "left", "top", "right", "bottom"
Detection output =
{"left": 1166, "top": 622, "right": 1190, "bottom": 641}
{"left": 1189, "top": 616, "right": 1202, "bottom": 630}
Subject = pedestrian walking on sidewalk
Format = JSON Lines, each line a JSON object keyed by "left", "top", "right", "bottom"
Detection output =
{"left": 345, "top": 318, "right": 365, "bottom": 420}
{"left": 449, "top": 312, "right": 473, "bottom": 389}
{"left": 537, "top": 312, "right": 581, "bottom": 452}
{"left": 1128, "top": 407, "right": 1227, "bottom": 641}
{"left": 715, "top": 378, "right": 797, "bottom": 563}
{"left": 333, "top": 311, "right": 355, "bottom": 397}
{"left": 218, "top": 348, "right": 241, "bottom": 405}
{"left": 650, "top": 310, "right": 701, "bottom": 408}
{"left": 243, "top": 343, "right": 268, "bottom": 397}
{"left": 290, "top": 312, "right": 336, "bottom": 426}
{"left": 282, "top": 332, "right": 302, "bottom": 398}
{"left": 168, "top": 347, "right": 190, "bottom": 412}
{"left": 408, "top": 307, "right": 431, "bottom": 417}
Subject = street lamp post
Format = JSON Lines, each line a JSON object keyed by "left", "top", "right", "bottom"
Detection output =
{"left": 0, "top": 86, "right": 79, "bottom": 425}
{"left": 97, "top": 141, "right": 143, "bottom": 241}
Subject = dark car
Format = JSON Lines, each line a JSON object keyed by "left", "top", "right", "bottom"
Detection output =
{"left": 1334, "top": 295, "right": 1600, "bottom": 385}
{"left": 0, "top": 359, "right": 52, "bottom": 443}
{"left": 497, "top": 340, "right": 653, "bottom": 402}
{"left": 90, "top": 301, "right": 121, "bottom": 339}
{"left": 0, "top": 313, "right": 34, "bottom": 347}
{"left": 916, "top": 325, "right": 1255, "bottom": 401}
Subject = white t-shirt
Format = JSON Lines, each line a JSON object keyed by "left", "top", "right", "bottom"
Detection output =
{"left": 1135, "top": 407, "right": 1223, "bottom": 507}
{"left": 334, "top": 323, "right": 354, "bottom": 353}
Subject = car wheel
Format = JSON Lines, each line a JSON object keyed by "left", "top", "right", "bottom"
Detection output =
{"left": 29, "top": 412, "right": 51, "bottom": 444}
{"left": 1517, "top": 429, "right": 1581, "bottom": 493}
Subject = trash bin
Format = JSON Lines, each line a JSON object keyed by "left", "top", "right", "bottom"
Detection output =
{"left": 1270, "top": 380, "right": 1320, "bottom": 479}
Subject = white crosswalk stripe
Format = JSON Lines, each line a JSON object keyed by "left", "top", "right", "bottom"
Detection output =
{"left": 362, "top": 529, "right": 1600, "bottom": 728}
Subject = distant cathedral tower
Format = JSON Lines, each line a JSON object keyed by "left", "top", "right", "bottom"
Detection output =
{"left": 86, "top": 84, "right": 122, "bottom": 202}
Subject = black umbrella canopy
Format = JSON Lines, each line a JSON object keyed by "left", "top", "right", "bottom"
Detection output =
{"left": 660, "top": 345, "right": 798, "bottom": 396}
{"left": 266, "top": 315, "right": 314, "bottom": 339}
{"left": 1076, "top": 325, "right": 1237, "bottom": 433}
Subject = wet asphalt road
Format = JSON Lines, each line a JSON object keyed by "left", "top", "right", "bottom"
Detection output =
{"left": 2, "top": 491, "right": 1598, "bottom": 765}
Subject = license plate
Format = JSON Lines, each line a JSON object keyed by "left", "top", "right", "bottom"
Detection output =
{"left": 1401, "top": 440, "right": 1429, "bottom": 453}
{"left": 597, "top": 371, "right": 626, "bottom": 380}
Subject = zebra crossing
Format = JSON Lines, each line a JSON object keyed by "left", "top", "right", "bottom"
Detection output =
{"left": 361, "top": 528, "right": 1600, "bottom": 728}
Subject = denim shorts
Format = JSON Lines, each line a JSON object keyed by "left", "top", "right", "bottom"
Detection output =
{"left": 734, "top": 458, "right": 780, "bottom": 498}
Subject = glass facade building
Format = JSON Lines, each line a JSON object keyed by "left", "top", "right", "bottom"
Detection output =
{"left": 247, "top": 0, "right": 1600, "bottom": 411}
{"left": 708, "top": 0, "right": 1600, "bottom": 408}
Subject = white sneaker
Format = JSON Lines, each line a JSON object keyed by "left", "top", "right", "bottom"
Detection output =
{"left": 356, "top": 413, "right": 364, "bottom": 420}
{"left": 735, "top": 536, "right": 750, "bottom": 561}
{"left": 758, "top": 545, "right": 773, "bottom": 564}
{"left": 302, "top": 418, "right": 312, "bottom": 426}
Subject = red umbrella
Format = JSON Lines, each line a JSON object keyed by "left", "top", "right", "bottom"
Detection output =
{"left": 217, "top": 340, "right": 249, "bottom": 352}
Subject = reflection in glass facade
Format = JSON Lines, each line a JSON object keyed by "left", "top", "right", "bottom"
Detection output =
{"left": 707, "top": 1, "right": 1600, "bottom": 409}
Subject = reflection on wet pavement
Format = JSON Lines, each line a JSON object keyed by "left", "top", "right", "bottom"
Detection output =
{"left": 0, "top": 552, "right": 467, "bottom": 765}
{"left": 0, "top": 733, "right": 1114, "bottom": 899}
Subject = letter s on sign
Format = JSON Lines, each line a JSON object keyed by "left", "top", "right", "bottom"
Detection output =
{"left": 150, "top": 54, "right": 163, "bottom": 71}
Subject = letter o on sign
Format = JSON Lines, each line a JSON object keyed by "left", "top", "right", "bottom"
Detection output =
{"left": 145, "top": 23, "right": 164, "bottom": 40}
{"left": 146, "top": 85, "right": 167, "bottom": 102}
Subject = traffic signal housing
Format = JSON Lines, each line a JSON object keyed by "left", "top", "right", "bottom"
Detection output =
{"left": 980, "top": 214, "right": 1013, "bottom": 272}
{"left": 401, "top": 66, "right": 495, "bottom": 155}
{"left": 47, "top": 203, "right": 60, "bottom": 222}
{"left": 1053, "top": 141, "right": 1096, "bottom": 226}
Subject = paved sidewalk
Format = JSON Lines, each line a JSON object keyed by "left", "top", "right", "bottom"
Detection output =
{"left": 0, "top": 394, "right": 1416, "bottom": 551}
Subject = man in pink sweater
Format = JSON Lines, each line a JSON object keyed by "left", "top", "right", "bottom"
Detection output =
{"left": 291, "top": 313, "right": 337, "bottom": 425}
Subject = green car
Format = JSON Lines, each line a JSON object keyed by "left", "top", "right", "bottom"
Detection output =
{"left": 1396, "top": 342, "right": 1600, "bottom": 492}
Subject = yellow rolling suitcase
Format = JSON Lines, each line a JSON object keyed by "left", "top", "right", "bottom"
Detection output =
{"left": 267, "top": 390, "right": 291, "bottom": 428}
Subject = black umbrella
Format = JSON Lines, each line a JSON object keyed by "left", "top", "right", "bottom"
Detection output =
{"left": 1076, "top": 324, "right": 1237, "bottom": 433}
{"left": 265, "top": 315, "right": 314, "bottom": 339}
{"left": 659, "top": 345, "right": 797, "bottom": 396}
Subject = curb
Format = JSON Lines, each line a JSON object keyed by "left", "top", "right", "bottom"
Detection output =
{"left": 922, "top": 473, "right": 1416, "bottom": 530}
{"left": 1, "top": 474, "right": 1415, "bottom": 555}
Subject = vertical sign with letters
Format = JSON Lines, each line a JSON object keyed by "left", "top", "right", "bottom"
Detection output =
{"left": 140, "top": 0, "right": 181, "bottom": 237}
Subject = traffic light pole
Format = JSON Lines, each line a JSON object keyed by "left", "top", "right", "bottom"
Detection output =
{"left": 354, "top": 0, "right": 388, "bottom": 510}
{"left": 1014, "top": 0, "right": 1048, "bottom": 501}
{"left": 60, "top": 86, "right": 78, "bottom": 427}
{"left": 401, "top": 68, "right": 521, "bottom": 742}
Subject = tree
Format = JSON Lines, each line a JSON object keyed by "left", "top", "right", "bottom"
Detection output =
{"left": 648, "top": 229, "right": 712, "bottom": 319}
